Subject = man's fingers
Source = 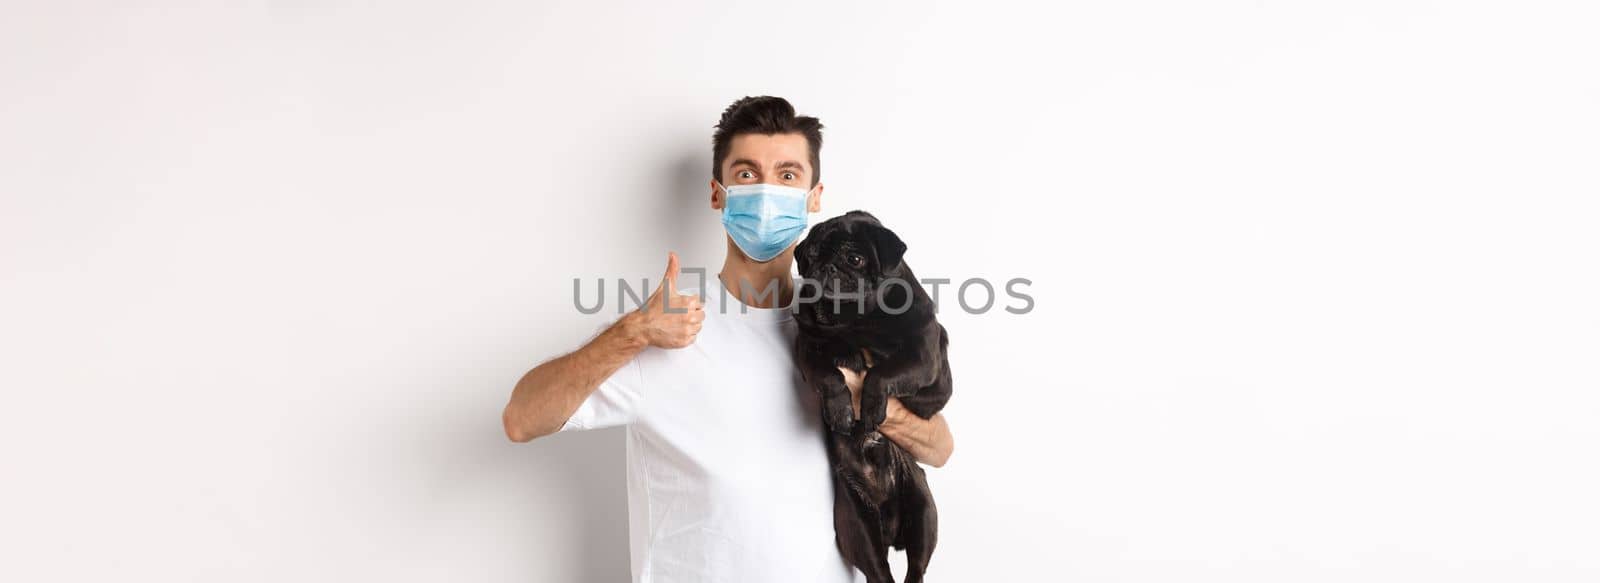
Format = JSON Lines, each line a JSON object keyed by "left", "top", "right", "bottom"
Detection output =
{"left": 663, "top": 290, "right": 702, "bottom": 315}
{"left": 837, "top": 366, "right": 866, "bottom": 392}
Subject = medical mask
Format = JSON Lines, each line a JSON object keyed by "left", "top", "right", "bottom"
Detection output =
{"left": 717, "top": 181, "right": 812, "bottom": 262}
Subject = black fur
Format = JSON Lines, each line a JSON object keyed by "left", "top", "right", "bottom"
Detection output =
{"left": 793, "top": 210, "right": 953, "bottom": 583}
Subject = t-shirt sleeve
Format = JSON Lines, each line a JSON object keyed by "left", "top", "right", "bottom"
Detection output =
{"left": 558, "top": 356, "right": 646, "bottom": 432}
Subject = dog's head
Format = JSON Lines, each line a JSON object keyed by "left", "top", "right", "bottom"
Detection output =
{"left": 795, "top": 210, "right": 908, "bottom": 321}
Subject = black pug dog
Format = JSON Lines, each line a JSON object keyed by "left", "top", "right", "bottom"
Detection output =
{"left": 793, "top": 210, "right": 953, "bottom": 583}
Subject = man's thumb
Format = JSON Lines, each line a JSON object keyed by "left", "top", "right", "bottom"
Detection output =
{"left": 661, "top": 251, "right": 680, "bottom": 295}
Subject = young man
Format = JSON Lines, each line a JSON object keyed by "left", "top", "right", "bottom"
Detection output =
{"left": 502, "top": 96, "right": 955, "bottom": 583}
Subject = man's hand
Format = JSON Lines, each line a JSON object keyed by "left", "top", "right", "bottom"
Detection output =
{"left": 837, "top": 359, "right": 955, "bottom": 468}
{"left": 630, "top": 252, "right": 704, "bottom": 349}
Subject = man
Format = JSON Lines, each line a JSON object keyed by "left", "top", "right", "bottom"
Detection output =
{"left": 502, "top": 96, "right": 955, "bottom": 583}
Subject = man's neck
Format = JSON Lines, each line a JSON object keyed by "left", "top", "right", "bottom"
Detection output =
{"left": 718, "top": 244, "right": 796, "bottom": 310}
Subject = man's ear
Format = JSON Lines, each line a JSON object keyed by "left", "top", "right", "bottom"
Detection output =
{"left": 710, "top": 180, "right": 725, "bottom": 210}
{"left": 870, "top": 225, "right": 907, "bottom": 272}
{"left": 806, "top": 182, "right": 823, "bottom": 213}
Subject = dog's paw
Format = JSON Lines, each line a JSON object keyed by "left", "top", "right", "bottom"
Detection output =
{"left": 832, "top": 419, "right": 856, "bottom": 436}
{"left": 823, "top": 400, "right": 856, "bottom": 433}
{"left": 860, "top": 402, "right": 887, "bottom": 434}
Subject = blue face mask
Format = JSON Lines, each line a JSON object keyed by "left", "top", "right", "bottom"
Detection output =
{"left": 717, "top": 181, "right": 812, "bottom": 262}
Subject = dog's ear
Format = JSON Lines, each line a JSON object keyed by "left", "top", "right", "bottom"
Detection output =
{"left": 795, "top": 232, "right": 815, "bottom": 275}
{"left": 869, "top": 225, "right": 907, "bottom": 272}
{"left": 845, "top": 210, "right": 881, "bottom": 225}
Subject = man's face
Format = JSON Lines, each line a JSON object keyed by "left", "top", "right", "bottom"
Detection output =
{"left": 710, "top": 132, "right": 823, "bottom": 215}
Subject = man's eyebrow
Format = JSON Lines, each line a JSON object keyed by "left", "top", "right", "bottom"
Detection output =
{"left": 726, "top": 158, "right": 807, "bottom": 173}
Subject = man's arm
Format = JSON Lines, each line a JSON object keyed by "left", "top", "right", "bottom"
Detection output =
{"left": 879, "top": 398, "right": 955, "bottom": 468}
{"left": 502, "top": 253, "right": 703, "bottom": 442}
{"left": 839, "top": 367, "right": 956, "bottom": 468}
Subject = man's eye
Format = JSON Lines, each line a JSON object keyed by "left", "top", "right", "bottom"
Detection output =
{"left": 738, "top": 170, "right": 754, "bottom": 179}
{"left": 782, "top": 172, "right": 796, "bottom": 181}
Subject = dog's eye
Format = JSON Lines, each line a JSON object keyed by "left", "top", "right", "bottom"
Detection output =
{"left": 846, "top": 253, "right": 865, "bottom": 268}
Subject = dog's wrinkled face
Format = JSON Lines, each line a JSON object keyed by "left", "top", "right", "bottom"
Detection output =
{"left": 795, "top": 211, "right": 908, "bottom": 324}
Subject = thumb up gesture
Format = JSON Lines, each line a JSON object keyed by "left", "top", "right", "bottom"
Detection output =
{"left": 635, "top": 252, "right": 705, "bottom": 349}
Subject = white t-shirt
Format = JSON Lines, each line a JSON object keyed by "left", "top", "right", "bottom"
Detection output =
{"left": 559, "top": 277, "right": 863, "bottom": 583}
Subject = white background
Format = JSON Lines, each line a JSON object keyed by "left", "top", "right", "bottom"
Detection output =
{"left": 3, "top": 1, "right": 1597, "bottom": 581}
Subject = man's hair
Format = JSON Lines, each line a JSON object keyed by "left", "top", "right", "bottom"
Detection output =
{"left": 712, "top": 96, "right": 824, "bottom": 187}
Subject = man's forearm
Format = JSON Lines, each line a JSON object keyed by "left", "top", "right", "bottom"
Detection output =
{"left": 879, "top": 405, "right": 954, "bottom": 468}
{"left": 503, "top": 313, "right": 647, "bottom": 442}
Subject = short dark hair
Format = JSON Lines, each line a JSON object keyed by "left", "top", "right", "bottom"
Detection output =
{"left": 712, "top": 96, "right": 824, "bottom": 187}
